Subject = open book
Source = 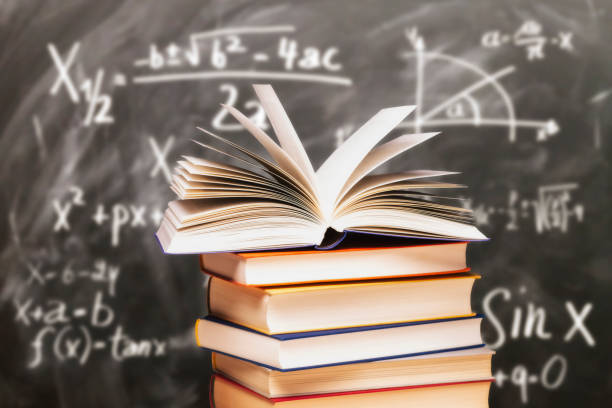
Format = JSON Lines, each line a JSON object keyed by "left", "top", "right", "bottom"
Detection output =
{"left": 156, "top": 85, "right": 486, "bottom": 253}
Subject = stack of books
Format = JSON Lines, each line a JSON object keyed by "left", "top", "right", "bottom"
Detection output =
{"left": 197, "top": 239, "right": 493, "bottom": 407}
{"left": 157, "top": 85, "right": 493, "bottom": 407}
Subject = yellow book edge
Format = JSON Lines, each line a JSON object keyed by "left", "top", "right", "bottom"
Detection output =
{"left": 195, "top": 319, "right": 201, "bottom": 347}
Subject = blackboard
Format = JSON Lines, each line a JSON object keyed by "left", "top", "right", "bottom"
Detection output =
{"left": 1, "top": 0, "right": 611, "bottom": 407}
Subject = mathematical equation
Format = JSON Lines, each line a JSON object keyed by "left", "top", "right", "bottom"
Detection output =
{"left": 48, "top": 42, "right": 124, "bottom": 127}
{"left": 24, "top": 258, "right": 118, "bottom": 296}
{"left": 133, "top": 26, "right": 344, "bottom": 75}
{"left": 481, "top": 21, "right": 574, "bottom": 61}
{"left": 482, "top": 285, "right": 595, "bottom": 404}
{"left": 52, "top": 199, "right": 163, "bottom": 248}
{"left": 463, "top": 183, "right": 584, "bottom": 234}
{"left": 494, "top": 355, "right": 567, "bottom": 404}
{"left": 13, "top": 258, "right": 167, "bottom": 368}
{"left": 43, "top": 27, "right": 352, "bottom": 138}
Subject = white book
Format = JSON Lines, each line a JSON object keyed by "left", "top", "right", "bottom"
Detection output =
{"left": 156, "top": 85, "right": 486, "bottom": 253}
{"left": 195, "top": 315, "right": 484, "bottom": 371}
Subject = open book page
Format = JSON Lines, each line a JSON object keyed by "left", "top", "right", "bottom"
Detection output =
{"left": 177, "top": 160, "right": 275, "bottom": 187}
{"left": 337, "top": 171, "right": 460, "bottom": 211}
{"left": 337, "top": 132, "right": 440, "bottom": 202}
{"left": 219, "top": 105, "right": 318, "bottom": 199}
{"left": 253, "top": 84, "right": 318, "bottom": 191}
{"left": 315, "top": 105, "right": 416, "bottom": 221}
{"left": 330, "top": 207, "right": 486, "bottom": 240}
{"left": 158, "top": 199, "right": 324, "bottom": 253}
{"left": 193, "top": 129, "right": 320, "bottom": 214}
{"left": 155, "top": 84, "right": 487, "bottom": 254}
{"left": 157, "top": 218, "right": 324, "bottom": 253}
{"left": 173, "top": 163, "right": 311, "bottom": 210}
{"left": 180, "top": 155, "right": 260, "bottom": 174}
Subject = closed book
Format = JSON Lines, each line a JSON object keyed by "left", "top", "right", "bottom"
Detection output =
{"left": 210, "top": 374, "right": 493, "bottom": 408}
{"left": 195, "top": 315, "right": 484, "bottom": 371}
{"left": 207, "top": 273, "right": 477, "bottom": 334}
{"left": 201, "top": 241, "right": 468, "bottom": 286}
{"left": 212, "top": 347, "right": 493, "bottom": 398}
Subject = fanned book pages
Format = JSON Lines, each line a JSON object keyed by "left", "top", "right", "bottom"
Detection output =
{"left": 156, "top": 84, "right": 486, "bottom": 253}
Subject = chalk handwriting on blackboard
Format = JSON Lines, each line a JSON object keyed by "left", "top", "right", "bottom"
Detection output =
{"left": 483, "top": 287, "right": 595, "bottom": 348}
{"left": 48, "top": 43, "right": 116, "bottom": 126}
{"left": 401, "top": 28, "right": 559, "bottom": 143}
{"left": 13, "top": 259, "right": 168, "bottom": 368}
{"left": 462, "top": 183, "right": 583, "bottom": 234}
{"left": 494, "top": 354, "right": 568, "bottom": 404}
{"left": 24, "top": 259, "right": 119, "bottom": 296}
{"left": 482, "top": 285, "right": 595, "bottom": 403}
{"left": 51, "top": 186, "right": 86, "bottom": 232}
{"left": 132, "top": 26, "right": 351, "bottom": 86}
{"left": 91, "top": 203, "right": 160, "bottom": 247}
{"left": 31, "top": 115, "right": 47, "bottom": 161}
{"left": 212, "top": 83, "right": 269, "bottom": 132}
{"left": 148, "top": 135, "right": 175, "bottom": 183}
{"left": 26, "top": 323, "right": 167, "bottom": 368}
{"left": 52, "top": 191, "right": 163, "bottom": 247}
{"left": 481, "top": 21, "right": 574, "bottom": 61}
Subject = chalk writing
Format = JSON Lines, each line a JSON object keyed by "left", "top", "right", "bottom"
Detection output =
{"left": 149, "top": 135, "right": 175, "bottom": 182}
{"left": 482, "top": 284, "right": 594, "bottom": 403}
{"left": 482, "top": 21, "right": 574, "bottom": 61}
{"left": 15, "top": 258, "right": 167, "bottom": 368}
{"left": 51, "top": 185, "right": 87, "bottom": 232}
{"left": 494, "top": 354, "right": 568, "bottom": 403}
{"left": 401, "top": 28, "right": 559, "bottom": 142}
{"left": 212, "top": 83, "right": 269, "bottom": 132}
{"left": 27, "top": 323, "right": 167, "bottom": 368}
{"left": 48, "top": 43, "right": 118, "bottom": 126}
{"left": 24, "top": 259, "right": 119, "bottom": 296}
{"left": 483, "top": 286, "right": 595, "bottom": 349}
{"left": 32, "top": 115, "right": 47, "bottom": 161}
{"left": 132, "top": 26, "right": 351, "bottom": 86}
{"left": 91, "top": 203, "right": 155, "bottom": 247}
{"left": 461, "top": 184, "right": 583, "bottom": 234}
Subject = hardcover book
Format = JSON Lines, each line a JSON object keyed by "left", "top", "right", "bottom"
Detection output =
{"left": 206, "top": 273, "right": 478, "bottom": 334}
{"left": 195, "top": 315, "right": 484, "bottom": 371}
{"left": 212, "top": 347, "right": 493, "bottom": 398}
{"left": 200, "top": 240, "right": 469, "bottom": 286}
{"left": 210, "top": 374, "right": 493, "bottom": 408}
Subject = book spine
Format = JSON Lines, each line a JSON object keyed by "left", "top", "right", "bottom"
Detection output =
{"left": 194, "top": 320, "right": 201, "bottom": 347}
{"left": 206, "top": 274, "right": 213, "bottom": 315}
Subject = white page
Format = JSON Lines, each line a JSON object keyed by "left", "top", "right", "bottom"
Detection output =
{"left": 344, "top": 170, "right": 459, "bottom": 198}
{"left": 220, "top": 105, "right": 316, "bottom": 197}
{"left": 338, "top": 132, "right": 439, "bottom": 201}
{"left": 194, "top": 129, "right": 319, "bottom": 209}
{"left": 316, "top": 105, "right": 415, "bottom": 221}
{"left": 252, "top": 85, "right": 318, "bottom": 191}
{"left": 334, "top": 209, "right": 488, "bottom": 241}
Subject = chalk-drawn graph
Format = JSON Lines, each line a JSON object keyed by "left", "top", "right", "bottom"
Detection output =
{"left": 400, "top": 29, "right": 559, "bottom": 142}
